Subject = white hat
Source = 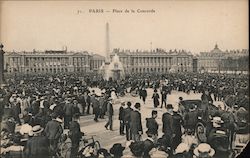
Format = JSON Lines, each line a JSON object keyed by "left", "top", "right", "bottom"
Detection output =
{"left": 12, "top": 94, "right": 17, "bottom": 97}
{"left": 175, "top": 143, "right": 189, "bottom": 154}
{"left": 211, "top": 116, "right": 224, "bottom": 123}
{"left": 194, "top": 143, "right": 215, "bottom": 157}
{"left": 20, "top": 124, "right": 32, "bottom": 135}
{"left": 55, "top": 117, "right": 63, "bottom": 123}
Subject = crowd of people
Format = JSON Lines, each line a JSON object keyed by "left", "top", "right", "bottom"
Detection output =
{"left": 0, "top": 72, "right": 249, "bottom": 158}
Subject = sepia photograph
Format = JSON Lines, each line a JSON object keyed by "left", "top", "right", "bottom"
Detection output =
{"left": 0, "top": 0, "right": 249, "bottom": 158}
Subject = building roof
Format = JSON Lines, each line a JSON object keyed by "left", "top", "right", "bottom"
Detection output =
{"left": 91, "top": 54, "right": 105, "bottom": 60}
{"left": 112, "top": 48, "right": 192, "bottom": 56}
{"left": 5, "top": 50, "right": 91, "bottom": 56}
{"left": 199, "top": 44, "right": 248, "bottom": 58}
{"left": 210, "top": 44, "right": 223, "bottom": 54}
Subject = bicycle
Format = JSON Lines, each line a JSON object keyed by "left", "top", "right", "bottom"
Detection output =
{"left": 56, "top": 133, "right": 71, "bottom": 158}
{"left": 64, "top": 135, "right": 101, "bottom": 158}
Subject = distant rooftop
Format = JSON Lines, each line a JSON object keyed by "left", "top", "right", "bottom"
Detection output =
{"left": 6, "top": 49, "right": 91, "bottom": 55}
{"left": 199, "top": 44, "right": 249, "bottom": 57}
{"left": 112, "top": 48, "right": 193, "bottom": 56}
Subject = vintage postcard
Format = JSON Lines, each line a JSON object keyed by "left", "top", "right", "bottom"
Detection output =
{"left": 0, "top": 0, "right": 249, "bottom": 158}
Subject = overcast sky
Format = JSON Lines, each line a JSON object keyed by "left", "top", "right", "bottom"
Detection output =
{"left": 0, "top": 0, "right": 248, "bottom": 55}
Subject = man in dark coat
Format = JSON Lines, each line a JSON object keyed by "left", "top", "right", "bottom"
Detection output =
{"left": 172, "top": 109, "right": 183, "bottom": 150}
{"left": 118, "top": 101, "right": 126, "bottom": 135}
{"left": 104, "top": 98, "right": 114, "bottom": 130}
{"left": 11, "top": 97, "right": 22, "bottom": 125}
{"left": 92, "top": 96, "right": 100, "bottom": 122}
{"left": 201, "top": 90, "right": 213, "bottom": 103}
{"left": 63, "top": 98, "right": 74, "bottom": 129}
{"left": 31, "top": 99, "right": 40, "bottom": 116}
{"left": 130, "top": 103, "right": 143, "bottom": 142}
{"left": 69, "top": 114, "right": 84, "bottom": 158}
{"left": 143, "top": 131, "right": 155, "bottom": 158}
{"left": 123, "top": 101, "right": 133, "bottom": 141}
{"left": 90, "top": 90, "right": 97, "bottom": 114}
{"left": 76, "top": 93, "right": 84, "bottom": 115}
{"left": 146, "top": 110, "right": 159, "bottom": 142}
{"left": 160, "top": 90, "right": 167, "bottom": 108}
{"left": 44, "top": 115, "right": 63, "bottom": 157}
{"left": 99, "top": 94, "right": 106, "bottom": 119}
{"left": 83, "top": 91, "right": 91, "bottom": 115}
{"left": 183, "top": 104, "right": 198, "bottom": 131}
{"left": 162, "top": 104, "right": 174, "bottom": 155}
{"left": 141, "top": 88, "right": 147, "bottom": 104}
{"left": 25, "top": 125, "right": 50, "bottom": 158}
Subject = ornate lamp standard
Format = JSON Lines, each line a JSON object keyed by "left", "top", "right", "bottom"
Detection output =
{"left": 0, "top": 43, "right": 5, "bottom": 85}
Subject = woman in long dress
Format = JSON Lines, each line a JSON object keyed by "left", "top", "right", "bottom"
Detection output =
{"left": 152, "top": 89, "right": 160, "bottom": 108}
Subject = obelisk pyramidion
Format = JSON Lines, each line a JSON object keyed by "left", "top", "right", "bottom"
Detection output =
{"left": 105, "top": 22, "right": 110, "bottom": 63}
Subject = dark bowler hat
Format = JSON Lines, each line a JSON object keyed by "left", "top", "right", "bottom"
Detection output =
{"left": 134, "top": 103, "right": 141, "bottom": 109}
{"left": 110, "top": 143, "right": 125, "bottom": 156}
{"left": 166, "top": 104, "right": 173, "bottom": 109}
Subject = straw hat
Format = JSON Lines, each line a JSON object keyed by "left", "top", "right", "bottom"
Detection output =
{"left": 55, "top": 117, "right": 63, "bottom": 123}
{"left": 211, "top": 116, "right": 224, "bottom": 124}
{"left": 32, "top": 125, "right": 44, "bottom": 134}
{"left": 194, "top": 143, "right": 215, "bottom": 158}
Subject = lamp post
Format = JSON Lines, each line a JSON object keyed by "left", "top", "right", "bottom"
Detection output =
{"left": 0, "top": 43, "right": 5, "bottom": 85}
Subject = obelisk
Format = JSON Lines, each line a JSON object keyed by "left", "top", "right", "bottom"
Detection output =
{"left": 105, "top": 22, "right": 111, "bottom": 63}
{"left": 0, "top": 44, "right": 5, "bottom": 85}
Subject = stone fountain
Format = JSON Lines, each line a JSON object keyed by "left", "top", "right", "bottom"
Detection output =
{"left": 99, "top": 54, "right": 125, "bottom": 81}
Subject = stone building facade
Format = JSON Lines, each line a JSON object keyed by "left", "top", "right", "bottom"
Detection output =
{"left": 4, "top": 50, "right": 92, "bottom": 74}
{"left": 6, "top": 46, "right": 246, "bottom": 75}
{"left": 90, "top": 54, "right": 105, "bottom": 72}
{"left": 111, "top": 48, "right": 194, "bottom": 74}
{"left": 197, "top": 44, "right": 249, "bottom": 73}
